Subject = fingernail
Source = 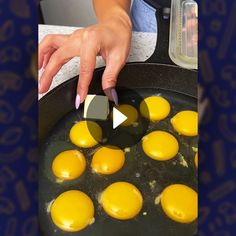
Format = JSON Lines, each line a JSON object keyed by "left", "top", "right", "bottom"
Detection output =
{"left": 75, "top": 94, "right": 81, "bottom": 109}
{"left": 111, "top": 88, "right": 118, "bottom": 105}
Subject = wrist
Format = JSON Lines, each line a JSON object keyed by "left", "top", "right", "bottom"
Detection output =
{"left": 98, "top": 7, "right": 132, "bottom": 30}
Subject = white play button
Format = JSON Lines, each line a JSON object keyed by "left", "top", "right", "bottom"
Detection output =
{"left": 113, "top": 107, "right": 127, "bottom": 129}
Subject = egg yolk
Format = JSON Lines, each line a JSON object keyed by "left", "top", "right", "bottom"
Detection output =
{"left": 69, "top": 121, "right": 102, "bottom": 148}
{"left": 140, "top": 96, "right": 170, "bottom": 121}
{"left": 52, "top": 150, "right": 86, "bottom": 180}
{"left": 160, "top": 184, "right": 198, "bottom": 223}
{"left": 50, "top": 190, "right": 94, "bottom": 232}
{"left": 142, "top": 131, "right": 179, "bottom": 161}
{"left": 171, "top": 111, "right": 198, "bottom": 136}
{"left": 91, "top": 146, "right": 125, "bottom": 175}
{"left": 100, "top": 182, "right": 143, "bottom": 220}
{"left": 194, "top": 152, "right": 198, "bottom": 168}
{"left": 113, "top": 104, "right": 138, "bottom": 126}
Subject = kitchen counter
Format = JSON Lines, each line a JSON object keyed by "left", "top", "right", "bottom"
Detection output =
{"left": 38, "top": 24, "right": 157, "bottom": 98}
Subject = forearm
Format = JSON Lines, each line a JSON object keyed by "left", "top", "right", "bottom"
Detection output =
{"left": 93, "top": 0, "right": 131, "bottom": 27}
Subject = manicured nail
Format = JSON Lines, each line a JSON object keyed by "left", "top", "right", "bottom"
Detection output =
{"left": 75, "top": 94, "right": 81, "bottom": 109}
{"left": 42, "top": 60, "right": 47, "bottom": 69}
{"left": 111, "top": 88, "right": 118, "bottom": 105}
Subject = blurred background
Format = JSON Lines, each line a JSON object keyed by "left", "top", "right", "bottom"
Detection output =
{"left": 39, "top": 0, "right": 97, "bottom": 26}
{"left": 0, "top": 0, "right": 38, "bottom": 235}
{"left": 38, "top": 0, "right": 134, "bottom": 26}
{"left": 198, "top": 0, "right": 236, "bottom": 235}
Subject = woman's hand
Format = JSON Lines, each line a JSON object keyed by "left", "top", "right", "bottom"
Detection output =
{"left": 38, "top": 14, "right": 132, "bottom": 108}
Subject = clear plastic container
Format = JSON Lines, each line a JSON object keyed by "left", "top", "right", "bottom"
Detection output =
{"left": 169, "top": 0, "right": 198, "bottom": 69}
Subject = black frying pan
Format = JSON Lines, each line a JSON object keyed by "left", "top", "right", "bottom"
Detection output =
{"left": 39, "top": 8, "right": 197, "bottom": 236}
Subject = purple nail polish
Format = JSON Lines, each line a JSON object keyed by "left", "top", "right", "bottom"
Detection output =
{"left": 111, "top": 88, "right": 118, "bottom": 105}
{"left": 42, "top": 61, "right": 46, "bottom": 69}
{"left": 75, "top": 94, "right": 81, "bottom": 109}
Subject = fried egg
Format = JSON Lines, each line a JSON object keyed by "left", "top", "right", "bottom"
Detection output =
{"left": 160, "top": 184, "right": 198, "bottom": 223}
{"left": 140, "top": 96, "right": 170, "bottom": 121}
{"left": 171, "top": 111, "right": 198, "bottom": 136}
{"left": 52, "top": 150, "right": 86, "bottom": 180}
{"left": 91, "top": 146, "right": 125, "bottom": 175}
{"left": 100, "top": 182, "right": 143, "bottom": 220}
{"left": 69, "top": 121, "right": 102, "bottom": 148}
{"left": 50, "top": 190, "right": 94, "bottom": 232}
{"left": 142, "top": 131, "right": 179, "bottom": 161}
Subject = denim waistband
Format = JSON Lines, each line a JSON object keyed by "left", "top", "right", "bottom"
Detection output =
{"left": 131, "top": 0, "right": 157, "bottom": 32}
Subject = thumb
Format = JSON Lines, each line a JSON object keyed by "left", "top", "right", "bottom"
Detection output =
{"left": 102, "top": 56, "right": 125, "bottom": 105}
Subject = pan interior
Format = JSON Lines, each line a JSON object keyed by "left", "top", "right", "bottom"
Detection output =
{"left": 39, "top": 87, "right": 197, "bottom": 236}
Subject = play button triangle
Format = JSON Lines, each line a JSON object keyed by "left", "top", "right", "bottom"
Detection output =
{"left": 113, "top": 107, "right": 127, "bottom": 129}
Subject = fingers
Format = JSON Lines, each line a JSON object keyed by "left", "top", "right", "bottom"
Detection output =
{"left": 39, "top": 44, "right": 76, "bottom": 93}
{"left": 102, "top": 54, "right": 126, "bottom": 104}
{"left": 38, "top": 34, "right": 68, "bottom": 69}
{"left": 76, "top": 44, "right": 98, "bottom": 106}
{"left": 43, "top": 48, "right": 56, "bottom": 68}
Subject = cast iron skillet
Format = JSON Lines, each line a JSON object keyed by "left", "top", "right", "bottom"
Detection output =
{"left": 39, "top": 8, "right": 197, "bottom": 236}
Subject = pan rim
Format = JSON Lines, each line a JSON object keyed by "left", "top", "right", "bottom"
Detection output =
{"left": 39, "top": 62, "right": 197, "bottom": 104}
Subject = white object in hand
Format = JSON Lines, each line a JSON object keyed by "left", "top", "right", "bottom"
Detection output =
{"left": 83, "top": 95, "right": 109, "bottom": 120}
